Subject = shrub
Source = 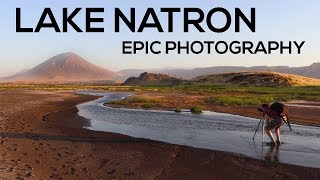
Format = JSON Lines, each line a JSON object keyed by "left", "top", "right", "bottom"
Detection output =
{"left": 174, "top": 108, "right": 182, "bottom": 113}
{"left": 141, "top": 103, "right": 152, "bottom": 108}
{"left": 190, "top": 106, "right": 202, "bottom": 113}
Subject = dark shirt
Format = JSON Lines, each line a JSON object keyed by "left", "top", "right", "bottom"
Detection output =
{"left": 263, "top": 107, "right": 280, "bottom": 119}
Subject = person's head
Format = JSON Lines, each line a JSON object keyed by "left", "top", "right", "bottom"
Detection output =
{"left": 270, "top": 102, "right": 286, "bottom": 115}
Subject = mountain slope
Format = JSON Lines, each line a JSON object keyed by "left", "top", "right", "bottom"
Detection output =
{"left": 191, "top": 72, "right": 320, "bottom": 87}
{"left": 4, "top": 52, "right": 119, "bottom": 83}
{"left": 291, "top": 63, "right": 320, "bottom": 78}
{"left": 118, "top": 63, "right": 320, "bottom": 80}
{"left": 123, "top": 72, "right": 184, "bottom": 86}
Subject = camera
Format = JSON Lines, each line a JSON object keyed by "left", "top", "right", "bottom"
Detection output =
{"left": 258, "top": 104, "right": 268, "bottom": 112}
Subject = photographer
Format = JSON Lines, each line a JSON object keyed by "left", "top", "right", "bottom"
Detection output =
{"left": 259, "top": 103, "right": 286, "bottom": 146}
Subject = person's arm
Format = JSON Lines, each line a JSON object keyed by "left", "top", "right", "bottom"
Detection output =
{"left": 261, "top": 107, "right": 268, "bottom": 116}
{"left": 261, "top": 107, "right": 271, "bottom": 122}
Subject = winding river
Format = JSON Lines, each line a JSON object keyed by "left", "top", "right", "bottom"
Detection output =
{"left": 77, "top": 91, "right": 320, "bottom": 168}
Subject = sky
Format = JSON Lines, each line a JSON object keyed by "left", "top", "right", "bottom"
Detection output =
{"left": 0, "top": 0, "right": 319, "bottom": 76}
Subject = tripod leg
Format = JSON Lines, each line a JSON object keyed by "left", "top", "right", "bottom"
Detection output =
{"left": 253, "top": 119, "right": 262, "bottom": 140}
{"left": 262, "top": 118, "right": 265, "bottom": 143}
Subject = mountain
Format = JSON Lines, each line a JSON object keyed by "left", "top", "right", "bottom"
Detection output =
{"left": 3, "top": 52, "right": 120, "bottom": 83}
{"left": 191, "top": 72, "right": 320, "bottom": 87}
{"left": 123, "top": 72, "right": 184, "bottom": 86}
{"left": 290, "top": 63, "right": 320, "bottom": 78}
{"left": 118, "top": 63, "right": 320, "bottom": 80}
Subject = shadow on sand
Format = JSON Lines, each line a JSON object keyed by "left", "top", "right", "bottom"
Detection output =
{"left": 0, "top": 132, "right": 153, "bottom": 144}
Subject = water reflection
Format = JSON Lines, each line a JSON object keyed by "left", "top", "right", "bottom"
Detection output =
{"left": 265, "top": 145, "right": 280, "bottom": 162}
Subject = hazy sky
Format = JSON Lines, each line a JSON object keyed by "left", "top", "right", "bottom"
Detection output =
{"left": 0, "top": 0, "right": 319, "bottom": 76}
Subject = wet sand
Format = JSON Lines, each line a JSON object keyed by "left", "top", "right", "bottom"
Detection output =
{"left": 0, "top": 90, "right": 319, "bottom": 179}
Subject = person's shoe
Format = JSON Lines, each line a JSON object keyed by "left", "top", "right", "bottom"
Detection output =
{"left": 276, "top": 140, "right": 282, "bottom": 145}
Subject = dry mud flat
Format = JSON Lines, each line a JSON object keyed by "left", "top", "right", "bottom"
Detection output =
{"left": 0, "top": 90, "right": 319, "bottom": 179}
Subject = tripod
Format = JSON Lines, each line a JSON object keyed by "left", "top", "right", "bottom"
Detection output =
{"left": 252, "top": 117, "right": 266, "bottom": 142}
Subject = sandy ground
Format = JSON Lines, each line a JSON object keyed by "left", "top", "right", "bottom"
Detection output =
{"left": 0, "top": 90, "right": 319, "bottom": 179}
{"left": 108, "top": 91, "right": 320, "bottom": 127}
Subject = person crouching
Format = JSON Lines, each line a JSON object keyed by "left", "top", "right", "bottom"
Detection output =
{"left": 260, "top": 103, "right": 286, "bottom": 146}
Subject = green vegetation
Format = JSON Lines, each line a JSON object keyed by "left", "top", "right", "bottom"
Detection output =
{"left": 108, "top": 96, "right": 159, "bottom": 109}
{"left": 174, "top": 108, "right": 182, "bottom": 113}
{"left": 1, "top": 84, "right": 320, "bottom": 105}
{"left": 190, "top": 106, "right": 203, "bottom": 113}
{"left": 210, "top": 95, "right": 278, "bottom": 106}
{"left": 140, "top": 103, "right": 153, "bottom": 109}
{"left": 140, "top": 85, "right": 320, "bottom": 103}
{"left": 110, "top": 100, "right": 127, "bottom": 105}
{"left": 129, "top": 97, "right": 159, "bottom": 104}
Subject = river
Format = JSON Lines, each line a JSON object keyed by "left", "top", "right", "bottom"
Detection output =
{"left": 77, "top": 91, "right": 320, "bottom": 168}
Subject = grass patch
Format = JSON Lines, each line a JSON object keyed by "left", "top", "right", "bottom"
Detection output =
{"left": 140, "top": 103, "right": 153, "bottom": 108}
{"left": 190, "top": 106, "right": 202, "bottom": 113}
{"left": 129, "top": 97, "right": 159, "bottom": 103}
{"left": 110, "top": 100, "right": 128, "bottom": 105}
{"left": 1, "top": 84, "right": 319, "bottom": 104}
{"left": 108, "top": 96, "right": 160, "bottom": 109}
{"left": 129, "top": 97, "right": 148, "bottom": 103}
{"left": 140, "top": 85, "right": 320, "bottom": 97}
{"left": 142, "top": 85, "right": 320, "bottom": 104}
{"left": 209, "top": 95, "right": 275, "bottom": 106}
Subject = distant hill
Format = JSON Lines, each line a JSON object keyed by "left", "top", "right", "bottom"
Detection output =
{"left": 3, "top": 52, "right": 120, "bottom": 83}
{"left": 191, "top": 72, "right": 320, "bottom": 87}
{"left": 123, "top": 72, "right": 184, "bottom": 86}
{"left": 118, "top": 63, "right": 320, "bottom": 80}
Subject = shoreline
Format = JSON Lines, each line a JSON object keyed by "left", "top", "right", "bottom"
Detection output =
{"left": 106, "top": 103, "right": 320, "bottom": 128}
{"left": 0, "top": 90, "right": 319, "bottom": 179}
{"left": 105, "top": 91, "right": 320, "bottom": 127}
